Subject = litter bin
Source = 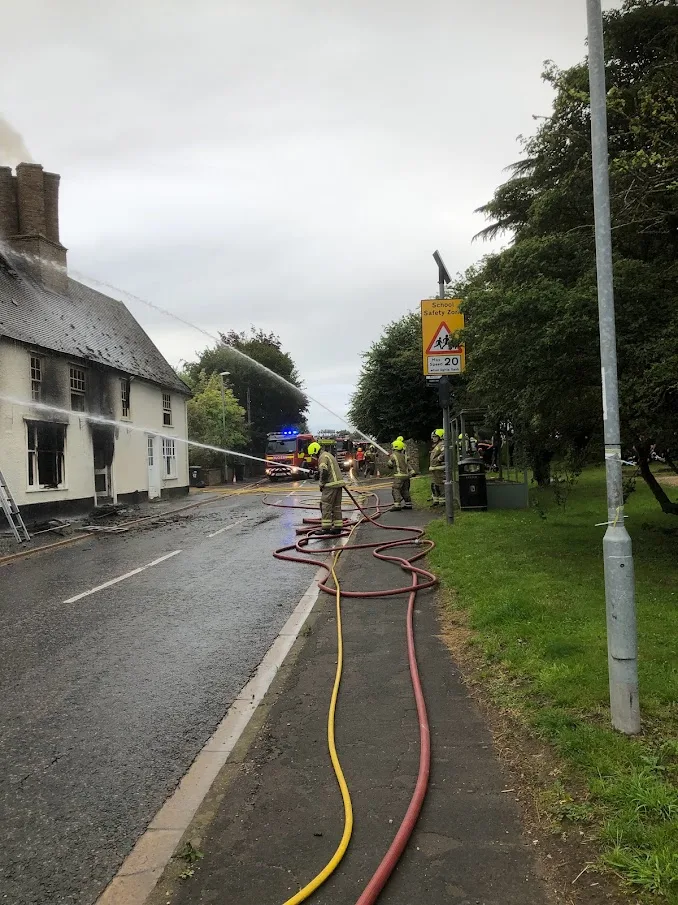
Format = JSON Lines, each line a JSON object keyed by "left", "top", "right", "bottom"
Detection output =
{"left": 189, "top": 466, "right": 205, "bottom": 488}
{"left": 458, "top": 457, "right": 487, "bottom": 511}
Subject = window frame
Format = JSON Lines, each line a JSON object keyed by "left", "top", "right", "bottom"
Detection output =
{"left": 69, "top": 365, "right": 86, "bottom": 412}
{"left": 121, "top": 378, "right": 131, "bottom": 419}
{"left": 162, "top": 393, "right": 172, "bottom": 427}
{"left": 30, "top": 354, "right": 42, "bottom": 402}
{"left": 26, "top": 420, "right": 67, "bottom": 491}
{"left": 162, "top": 437, "right": 177, "bottom": 479}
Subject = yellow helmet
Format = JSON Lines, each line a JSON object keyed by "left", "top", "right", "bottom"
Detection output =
{"left": 431, "top": 428, "right": 444, "bottom": 440}
{"left": 307, "top": 442, "right": 321, "bottom": 456}
{"left": 392, "top": 438, "right": 406, "bottom": 451}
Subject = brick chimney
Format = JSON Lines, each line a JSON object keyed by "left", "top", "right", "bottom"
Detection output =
{"left": 0, "top": 162, "right": 68, "bottom": 293}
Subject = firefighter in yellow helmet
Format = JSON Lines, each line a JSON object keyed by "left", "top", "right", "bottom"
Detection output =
{"left": 387, "top": 437, "right": 414, "bottom": 510}
{"left": 308, "top": 441, "right": 345, "bottom": 534}
{"left": 429, "top": 428, "right": 445, "bottom": 506}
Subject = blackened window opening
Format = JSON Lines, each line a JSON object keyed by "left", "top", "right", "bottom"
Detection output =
{"left": 27, "top": 422, "right": 66, "bottom": 488}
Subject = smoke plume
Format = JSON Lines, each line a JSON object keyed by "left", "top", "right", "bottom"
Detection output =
{"left": 0, "top": 116, "right": 33, "bottom": 166}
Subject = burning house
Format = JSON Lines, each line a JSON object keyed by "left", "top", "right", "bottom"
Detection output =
{"left": 0, "top": 163, "right": 190, "bottom": 519}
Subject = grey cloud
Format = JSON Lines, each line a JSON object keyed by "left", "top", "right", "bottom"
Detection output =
{"left": 1, "top": 0, "right": 622, "bottom": 430}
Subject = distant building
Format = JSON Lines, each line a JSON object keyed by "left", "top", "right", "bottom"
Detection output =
{"left": 0, "top": 162, "right": 190, "bottom": 519}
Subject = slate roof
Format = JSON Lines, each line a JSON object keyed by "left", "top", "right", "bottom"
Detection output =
{"left": 0, "top": 252, "right": 190, "bottom": 395}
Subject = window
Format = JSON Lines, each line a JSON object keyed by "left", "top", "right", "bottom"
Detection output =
{"left": 30, "top": 355, "right": 42, "bottom": 402}
{"left": 162, "top": 438, "right": 177, "bottom": 478}
{"left": 27, "top": 422, "right": 66, "bottom": 488}
{"left": 147, "top": 436, "right": 155, "bottom": 467}
{"left": 121, "top": 378, "right": 131, "bottom": 418}
{"left": 70, "top": 366, "right": 86, "bottom": 412}
{"left": 162, "top": 393, "right": 172, "bottom": 426}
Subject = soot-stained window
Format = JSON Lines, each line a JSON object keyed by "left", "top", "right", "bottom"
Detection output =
{"left": 70, "top": 366, "right": 86, "bottom": 412}
{"left": 27, "top": 421, "right": 66, "bottom": 489}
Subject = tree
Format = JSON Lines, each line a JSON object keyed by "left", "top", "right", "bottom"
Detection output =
{"left": 348, "top": 311, "right": 467, "bottom": 444}
{"left": 183, "top": 371, "right": 248, "bottom": 469}
{"left": 183, "top": 328, "right": 308, "bottom": 453}
{"left": 461, "top": 0, "right": 678, "bottom": 509}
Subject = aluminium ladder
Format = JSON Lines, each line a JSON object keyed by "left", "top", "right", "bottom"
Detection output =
{"left": 0, "top": 467, "right": 30, "bottom": 542}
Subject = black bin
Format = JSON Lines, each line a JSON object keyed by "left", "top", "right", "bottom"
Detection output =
{"left": 189, "top": 466, "right": 205, "bottom": 488}
{"left": 458, "top": 457, "right": 487, "bottom": 511}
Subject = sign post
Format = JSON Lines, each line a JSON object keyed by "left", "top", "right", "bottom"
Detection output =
{"left": 424, "top": 252, "right": 465, "bottom": 525}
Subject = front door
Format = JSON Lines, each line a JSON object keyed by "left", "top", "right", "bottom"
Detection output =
{"left": 147, "top": 435, "right": 161, "bottom": 500}
{"left": 92, "top": 426, "right": 114, "bottom": 506}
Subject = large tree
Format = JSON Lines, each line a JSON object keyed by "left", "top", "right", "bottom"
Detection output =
{"left": 183, "top": 328, "right": 308, "bottom": 453}
{"left": 461, "top": 0, "right": 678, "bottom": 510}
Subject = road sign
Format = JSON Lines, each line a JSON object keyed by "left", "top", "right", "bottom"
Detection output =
{"left": 421, "top": 298, "right": 465, "bottom": 377}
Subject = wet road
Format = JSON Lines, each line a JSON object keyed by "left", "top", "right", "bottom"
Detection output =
{"left": 0, "top": 485, "right": 322, "bottom": 905}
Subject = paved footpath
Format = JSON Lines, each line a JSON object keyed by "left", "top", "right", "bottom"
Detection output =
{"left": 152, "top": 500, "right": 548, "bottom": 905}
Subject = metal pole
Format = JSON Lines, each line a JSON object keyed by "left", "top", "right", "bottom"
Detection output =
{"left": 587, "top": 0, "right": 639, "bottom": 734}
{"left": 220, "top": 375, "right": 228, "bottom": 482}
{"left": 438, "top": 282, "right": 454, "bottom": 524}
{"left": 246, "top": 385, "right": 252, "bottom": 478}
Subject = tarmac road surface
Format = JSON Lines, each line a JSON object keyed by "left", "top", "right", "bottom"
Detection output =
{"left": 0, "top": 484, "right": 321, "bottom": 905}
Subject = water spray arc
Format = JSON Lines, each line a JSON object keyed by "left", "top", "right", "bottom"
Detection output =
{"left": 69, "top": 270, "right": 390, "bottom": 457}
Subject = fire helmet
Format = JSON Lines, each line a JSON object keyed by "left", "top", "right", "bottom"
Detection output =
{"left": 307, "top": 442, "right": 321, "bottom": 456}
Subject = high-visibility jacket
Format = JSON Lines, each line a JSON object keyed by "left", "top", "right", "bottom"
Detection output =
{"left": 387, "top": 450, "right": 410, "bottom": 478}
{"left": 430, "top": 441, "right": 445, "bottom": 472}
{"left": 318, "top": 449, "right": 345, "bottom": 488}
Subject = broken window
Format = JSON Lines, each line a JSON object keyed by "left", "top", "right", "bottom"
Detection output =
{"left": 162, "top": 438, "right": 177, "bottom": 478}
{"left": 121, "top": 378, "right": 131, "bottom": 418}
{"left": 162, "top": 393, "right": 172, "bottom": 426}
{"left": 27, "top": 421, "right": 66, "bottom": 489}
{"left": 30, "top": 355, "right": 42, "bottom": 402}
{"left": 70, "top": 366, "right": 86, "bottom": 412}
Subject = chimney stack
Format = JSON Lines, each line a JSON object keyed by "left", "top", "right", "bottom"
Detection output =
{"left": 0, "top": 161, "right": 67, "bottom": 293}
{"left": 0, "top": 167, "right": 19, "bottom": 237}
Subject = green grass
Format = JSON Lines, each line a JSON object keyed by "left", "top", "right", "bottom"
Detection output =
{"left": 412, "top": 467, "right": 678, "bottom": 901}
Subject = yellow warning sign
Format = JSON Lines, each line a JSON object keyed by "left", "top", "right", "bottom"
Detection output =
{"left": 421, "top": 298, "right": 465, "bottom": 377}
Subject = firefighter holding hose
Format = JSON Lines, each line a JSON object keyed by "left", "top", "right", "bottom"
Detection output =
{"left": 387, "top": 437, "right": 414, "bottom": 510}
{"left": 429, "top": 428, "right": 445, "bottom": 506}
{"left": 308, "top": 441, "right": 345, "bottom": 535}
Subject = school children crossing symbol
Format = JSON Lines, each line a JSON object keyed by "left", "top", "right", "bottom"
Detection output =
{"left": 425, "top": 322, "right": 460, "bottom": 355}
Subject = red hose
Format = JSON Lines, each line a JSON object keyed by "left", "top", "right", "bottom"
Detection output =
{"left": 268, "top": 487, "right": 434, "bottom": 903}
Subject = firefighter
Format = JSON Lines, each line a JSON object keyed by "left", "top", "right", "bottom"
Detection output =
{"left": 364, "top": 444, "right": 376, "bottom": 478}
{"left": 388, "top": 437, "right": 414, "bottom": 510}
{"left": 307, "top": 441, "right": 345, "bottom": 534}
{"left": 430, "top": 428, "right": 445, "bottom": 506}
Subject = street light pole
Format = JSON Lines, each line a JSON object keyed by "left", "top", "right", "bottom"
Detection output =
{"left": 220, "top": 371, "right": 230, "bottom": 483}
{"left": 433, "top": 252, "right": 454, "bottom": 526}
{"left": 586, "top": 0, "right": 639, "bottom": 734}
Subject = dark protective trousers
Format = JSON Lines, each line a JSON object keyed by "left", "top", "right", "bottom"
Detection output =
{"left": 430, "top": 469, "right": 444, "bottom": 502}
{"left": 392, "top": 478, "right": 411, "bottom": 505}
{"left": 321, "top": 486, "right": 344, "bottom": 529}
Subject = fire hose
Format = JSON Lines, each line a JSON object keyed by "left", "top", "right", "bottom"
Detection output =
{"left": 264, "top": 485, "right": 437, "bottom": 904}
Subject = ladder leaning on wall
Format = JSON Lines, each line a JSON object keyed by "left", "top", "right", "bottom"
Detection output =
{"left": 0, "top": 467, "right": 30, "bottom": 543}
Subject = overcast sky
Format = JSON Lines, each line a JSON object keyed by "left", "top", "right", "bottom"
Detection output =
{"left": 1, "top": 0, "right": 620, "bottom": 430}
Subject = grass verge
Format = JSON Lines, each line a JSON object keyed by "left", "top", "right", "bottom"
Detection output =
{"left": 412, "top": 466, "right": 678, "bottom": 902}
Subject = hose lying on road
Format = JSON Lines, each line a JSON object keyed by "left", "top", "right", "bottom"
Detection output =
{"left": 265, "top": 486, "right": 437, "bottom": 905}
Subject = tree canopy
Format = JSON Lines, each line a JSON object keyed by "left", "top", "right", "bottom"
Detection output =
{"left": 460, "top": 0, "right": 678, "bottom": 511}
{"left": 183, "top": 371, "right": 248, "bottom": 469}
{"left": 183, "top": 328, "right": 309, "bottom": 453}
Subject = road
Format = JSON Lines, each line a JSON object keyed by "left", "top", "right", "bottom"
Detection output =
{"left": 0, "top": 484, "right": 322, "bottom": 905}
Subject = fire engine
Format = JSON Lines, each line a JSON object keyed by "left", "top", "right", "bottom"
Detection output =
{"left": 265, "top": 429, "right": 315, "bottom": 481}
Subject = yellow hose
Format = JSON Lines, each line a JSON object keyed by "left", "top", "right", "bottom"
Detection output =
{"left": 281, "top": 525, "right": 357, "bottom": 905}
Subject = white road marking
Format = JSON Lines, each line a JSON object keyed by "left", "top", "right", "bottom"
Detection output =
{"left": 63, "top": 550, "right": 182, "bottom": 603}
{"left": 207, "top": 517, "right": 247, "bottom": 538}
